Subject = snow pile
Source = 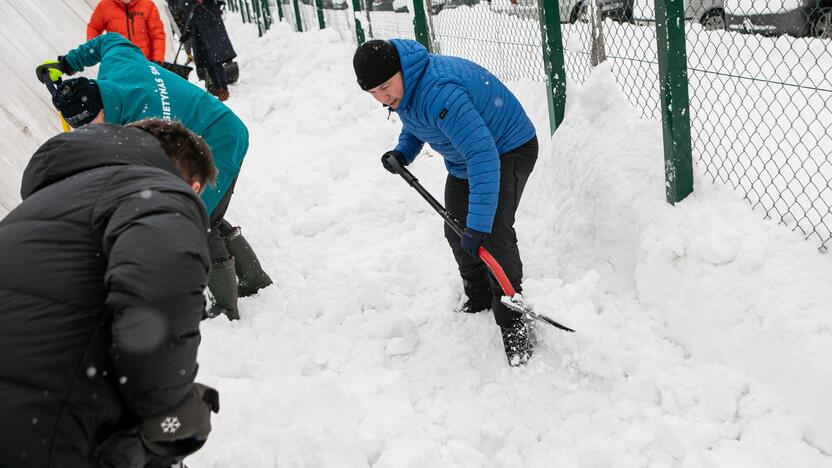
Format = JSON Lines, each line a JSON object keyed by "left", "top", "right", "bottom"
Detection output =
{"left": 2, "top": 5, "right": 831, "bottom": 466}
{"left": 185, "top": 18, "right": 832, "bottom": 467}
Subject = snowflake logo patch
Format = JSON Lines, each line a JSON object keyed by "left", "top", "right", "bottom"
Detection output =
{"left": 161, "top": 416, "right": 181, "bottom": 434}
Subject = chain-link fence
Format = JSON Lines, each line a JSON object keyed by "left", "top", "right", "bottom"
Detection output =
{"left": 686, "top": 4, "right": 832, "bottom": 250}
{"left": 229, "top": 0, "right": 832, "bottom": 250}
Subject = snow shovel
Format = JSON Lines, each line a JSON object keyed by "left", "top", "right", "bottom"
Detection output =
{"left": 387, "top": 158, "right": 575, "bottom": 333}
{"left": 39, "top": 71, "right": 71, "bottom": 132}
{"left": 161, "top": 7, "right": 196, "bottom": 80}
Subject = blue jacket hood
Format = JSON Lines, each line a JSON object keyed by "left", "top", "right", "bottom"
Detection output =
{"left": 392, "top": 39, "right": 429, "bottom": 112}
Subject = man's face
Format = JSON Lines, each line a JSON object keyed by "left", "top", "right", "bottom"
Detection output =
{"left": 367, "top": 72, "right": 404, "bottom": 110}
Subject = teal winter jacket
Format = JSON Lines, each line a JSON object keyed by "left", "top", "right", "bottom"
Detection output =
{"left": 390, "top": 39, "right": 536, "bottom": 233}
{"left": 64, "top": 33, "right": 248, "bottom": 213}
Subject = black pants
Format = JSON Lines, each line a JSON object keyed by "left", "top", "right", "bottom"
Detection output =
{"left": 444, "top": 137, "right": 538, "bottom": 327}
{"left": 205, "top": 59, "right": 228, "bottom": 90}
{"left": 208, "top": 178, "right": 237, "bottom": 263}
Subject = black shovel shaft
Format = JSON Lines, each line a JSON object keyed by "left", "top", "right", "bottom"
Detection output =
{"left": 41, "top": 71, "right": 57, "bottom": 97}
{"left": 173, "top": 7, "right": 196, "bottom": 64}
{"left": 389, "top": 159, "right": 464, "bottom": 238}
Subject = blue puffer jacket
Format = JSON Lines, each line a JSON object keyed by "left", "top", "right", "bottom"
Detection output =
{"left": 391, "top": 39, "right": 536, "bottom": 233}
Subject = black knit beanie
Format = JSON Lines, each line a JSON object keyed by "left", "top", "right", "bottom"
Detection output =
{"left": 353, "top": 40, "right": 401, "bottom": 91}
{"left": 52, "top": 77, "right": 104, "bottom": 128}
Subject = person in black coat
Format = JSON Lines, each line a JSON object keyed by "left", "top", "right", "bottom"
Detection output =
{"left": 179, "top": 0, "right": 237, "bottom": 101}
{"left": 0, "top": 121, "right": 220, "bottom": 468}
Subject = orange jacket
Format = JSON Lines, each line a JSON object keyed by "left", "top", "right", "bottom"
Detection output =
{"left": 87, "top": 0, "right": 166, "bottom": 62}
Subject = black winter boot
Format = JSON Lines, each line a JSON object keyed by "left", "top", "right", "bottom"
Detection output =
{"left": 500, "top": 318, "right": 536, "bottom": 366}
{"left": 459, "top": 297, "right": 491, "bottom": 314}
{"left": 223, "top": 227, "right": 273, "bottom": 298}
{"left": 207, "top": 257, "right": 240, "bottom": 321}
{"left": 459, "top": 279, "right": 491, "bottom": 313}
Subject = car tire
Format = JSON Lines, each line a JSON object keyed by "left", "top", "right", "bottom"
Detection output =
{"left": 812, "top": 8, "right": 832, "bottom": 38}
{"left": 700, "top": 8, "right": 725, "bottom": 31}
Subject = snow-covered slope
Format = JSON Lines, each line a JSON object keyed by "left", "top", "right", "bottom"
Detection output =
{"left": 0, "top": 0, "right": 178, "bottom": 214}
{"left": 3, "top": 5, "right": 832, "bottom": 467}
{"left": 187, "top": 20, "right": 832, "bottom": 467}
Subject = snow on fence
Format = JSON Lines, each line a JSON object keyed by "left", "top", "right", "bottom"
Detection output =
{"left": 228, "top": 0, "right": 832, "bottom": 250}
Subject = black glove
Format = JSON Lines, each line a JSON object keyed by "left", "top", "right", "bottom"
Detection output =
{"left": 179, "top": 30, "right": 192, "bottom": 43}
{"left": 381, "top": 150, "right": 407, "bottom": 174}
{"left": 139, "top": 383, "right": 220, "bottom": 460}
{"left": 35, "top": 56, "right": 75, "bottom": 83}
{"left": 460, "top": 228, "right": 488, "bottom": 258}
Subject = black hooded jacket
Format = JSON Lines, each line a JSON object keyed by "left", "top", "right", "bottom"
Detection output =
{"left": 0, "top": 124, "right": 210, "bottom": 468}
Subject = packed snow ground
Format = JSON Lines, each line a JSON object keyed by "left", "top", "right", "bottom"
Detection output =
{"left": 181, "top": 17, "right": 832, "bottom": 467}
{"left": 3, "top": 4, "right": 832, "bottom": 466}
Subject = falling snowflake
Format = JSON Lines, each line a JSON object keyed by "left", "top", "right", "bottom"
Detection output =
{"left": 161, "top": 416, "right": 181, "bottom": 434}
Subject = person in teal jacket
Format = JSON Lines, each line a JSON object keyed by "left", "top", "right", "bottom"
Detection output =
{"left": 36, "top": 32, "right": 272, "bottom": 320}
{"left": 353, "top": 39, "right": 538, "bottom": 366}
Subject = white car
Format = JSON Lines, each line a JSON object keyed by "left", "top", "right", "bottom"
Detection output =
{"left": 493, "top": 0, "right": 724, "bottom": 28}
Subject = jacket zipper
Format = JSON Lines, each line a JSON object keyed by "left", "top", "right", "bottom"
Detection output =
{"left": 124, "top": 3, "right": 132, "bottom": 40}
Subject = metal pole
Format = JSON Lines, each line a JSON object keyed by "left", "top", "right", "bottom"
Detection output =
{"left": 351, "top": 0, "right": 365, "bottom": 43}
{"left": 411, "top": 0, "right": 432, "bottom": 51}
{"left": 293, "top": 0, "right": 304, "bottom": 31}
{"left": 538, "top": 0, "right": 566, "bottom": 134}
{"left": 315, "top": 0, "right": 326, "bottom": 29}
{"left": 654, "top": 0, "right": 694, "bottom": 203}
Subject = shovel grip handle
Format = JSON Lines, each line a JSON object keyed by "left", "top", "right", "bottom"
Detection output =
{"left": 478, "top": 246, "right": 517, "bottom": 297}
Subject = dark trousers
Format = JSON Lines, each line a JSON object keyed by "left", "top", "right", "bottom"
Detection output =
{"left": 444, "top": 137, "right": 538, "bottom": 327}
{"left": 208, "top": 178, "right": 236, "bottom": 262}
{"left": 205, "top": 59, "right": 228, "bottom": 90}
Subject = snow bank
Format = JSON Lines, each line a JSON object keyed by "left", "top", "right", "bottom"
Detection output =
{"left": 531, "top": 60, "right": 832, "bottom": 453}
{"left": 188, "top": 18, "right": 832, "bottom": 467}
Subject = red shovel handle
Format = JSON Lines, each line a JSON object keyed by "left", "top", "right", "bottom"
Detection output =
{"left": 478, "top": 246, "right": 516, "bottom": 297}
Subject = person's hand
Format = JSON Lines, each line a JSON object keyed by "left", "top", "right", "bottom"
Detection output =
{"left": 179, "top": 30, "right": 192, "bottom": 43}
{"left": 460, "top": 228, "right": 488, "bottom": 258}
{"left": 35, "top": 56, "right": 74, "bottom": 83}
{"left": 381, "top": 150, "right": 407, "bottom": 174}
{"left": 139, "top": 383, "right": 220, "bottom": 459}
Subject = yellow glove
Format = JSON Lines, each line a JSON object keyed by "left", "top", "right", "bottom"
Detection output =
{"left": 35, "top": 58, "right": 72, "bottom": 83}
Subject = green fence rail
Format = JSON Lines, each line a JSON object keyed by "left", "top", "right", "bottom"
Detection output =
{"left": 228, "top": 0, "right": 832, "bottom": 249}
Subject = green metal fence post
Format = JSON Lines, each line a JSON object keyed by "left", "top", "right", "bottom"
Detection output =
{"left": 538, "top": 0, "right": 566, "bottom": 134}
{"left": 263, "top": 0, "right": 273, "bottom": 29}
{"left": 293, "top": 0, "right": 304, "bottom": 31}
{"left": 351, "top": 0, "right": 365, "bottom": 44}
{"left": 363, "top": 0, "right": 373, "bottom": 39}
{"left": 411, "top": 0, "right": 431, "bottom": 51}
{"left": 654, "top": 0, "right": 693, "bottom": 204}
{"left": 276, "top": 0, "right": 285, "bottom": 21}
{"left": 315, "top": 0, "right": 326, "bottom": 29}
{"left": 252, "top": 0, "right": 264, "bottom": 36}
{"left": 243, "top": 0, "right": 253, "bottom": 23}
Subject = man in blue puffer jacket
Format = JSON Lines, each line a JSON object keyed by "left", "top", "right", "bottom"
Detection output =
{"left": 353, "top": 39, "right": 539, "bottom": 366}
{"left": 35, "top": 32, "right": 272, "bottom": 321}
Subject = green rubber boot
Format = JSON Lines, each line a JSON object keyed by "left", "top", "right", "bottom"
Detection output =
{"left": 207, "top": 257, "right": 240, "bottom": 321}
{"left": 223, "top": 227, "right": 273, "bottom": 298}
